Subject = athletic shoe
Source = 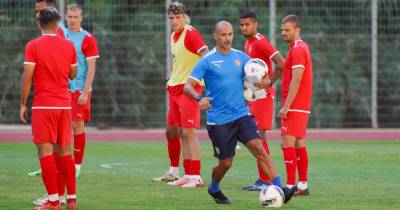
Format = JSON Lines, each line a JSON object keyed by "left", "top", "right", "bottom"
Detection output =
{"left": 67, "top": 201, "right": 77, "bottom": 210}
{"left": 33, "top": 195, "right": 66, "bottom": 206}
{"left": 75, "top": 167, "right": 81, "bottom": 178}
{"left": 33, "top": 202, "right": 61, "bottom": 210}
{"left": 28, "top": 168, "right": 42, "bottom": 176}
{"left": 182, "top": 177, "right": 204, "bottom": 188}
{"left": 295, "top": 187, "right": 310, "bottom": 196}
{"left": 33, "top": 194, "right": 48, "bottom": 206}
{"left": 208, "top": 188, "right": 231, "bottom": 204}
{"left": 153, "top": 172, "right": 179, "bottom": 182}
{"left": 242, "top": 179, "right": 269, "bottom": 191}
{"left": 282, "top": 186, "right": 296, "bottom": 204}
{"left": 60, "top": 196, "right": 66, "bottom": 206}
{"left": 167, "top": 176, "right": 190, "bottom": 186}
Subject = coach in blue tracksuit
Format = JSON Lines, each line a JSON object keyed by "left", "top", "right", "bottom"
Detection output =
{"left": 184, "top": 21, "right": 295, "bottom": 205}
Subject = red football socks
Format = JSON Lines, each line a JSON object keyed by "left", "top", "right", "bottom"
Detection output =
{"left": 183, "top": 159, "right": 190, "bottom": 176}
{"left": 258, "top": 141, "right": 271, "bottom": 183}
{"left": 73, "top": 133, "right": 86, "bottom": 165}
{"left": 296, "top": 147, "right": 309, "bottom": 182}
{"left": 59, "top": 154, "right": 76, "bottom": 198}
{"left": 54, "top": 152, "right": 65, "bottom": 196}
{"left": 190, "top": 160, "right": 201, "bottom": 176}
{"left": 282, "top": 147, "right": 297, "bottom": 185}
{"left": 39, "top": 155, "right": 59, "bottom": 202}
{"left": 167, "top": 137, "right": 180, "bottom": 167}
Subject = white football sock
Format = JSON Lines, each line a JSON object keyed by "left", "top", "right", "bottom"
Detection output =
{"left": 297, "top": 181, "right": 308, "bottom": 190}
{"left": 168, "top": 167, "right": 179, "bottom": 176}
{"left": 75, "top": 164, "right": 81, "bottom": 170}
{"left": 191, "top": 175, "right": 201, "bottom": 180}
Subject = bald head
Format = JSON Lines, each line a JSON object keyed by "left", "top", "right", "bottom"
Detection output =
{"left": 213, "top": 20, "right": 233, "bottom": 53}
{"left": 214, "top": 20, "right": 233, "bottom": 33}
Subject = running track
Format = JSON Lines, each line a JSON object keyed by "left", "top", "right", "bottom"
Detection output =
{"left": 0, "top": 125, "right": 399, "bottom": 142}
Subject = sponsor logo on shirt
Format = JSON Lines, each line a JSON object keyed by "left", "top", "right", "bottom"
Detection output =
{"left": 211, "top": 60, "right": 223, "bottom": 69}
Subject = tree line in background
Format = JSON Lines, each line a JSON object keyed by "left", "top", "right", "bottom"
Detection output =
{"left": 0, "top": 0, "right": 399, "bottom": 128}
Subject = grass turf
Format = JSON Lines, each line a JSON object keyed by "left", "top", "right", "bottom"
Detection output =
{"left": 0, "top": 140, "right": 399, "bottom": 210}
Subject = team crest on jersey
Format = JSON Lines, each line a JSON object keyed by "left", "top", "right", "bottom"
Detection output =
{"left": 235, "top": 60, "right": 241, "bottom": 67}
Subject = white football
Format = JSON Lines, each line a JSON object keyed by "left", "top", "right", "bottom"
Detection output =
{"left": 259, "top": 185, "right": 284, "bottom": 208}
{"left": 244, "top": 58, "right": 268, "bottom": 82}
{"left": 243, "top": 86, "right": 255, "bottom": 102}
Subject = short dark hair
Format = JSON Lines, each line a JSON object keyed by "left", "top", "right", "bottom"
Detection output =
{"left": 168, "top": 1, "right": 185, "bottom": 15}
{"left": 281, "top": 14, "right": 301, "bottom": 28}
{"left": 37, "top": 7, "right": 60, "bottom": 28}
{"left": 240, "top": 11, "right": 257, "bottom": 20}
{"left": 36, "top": 0, "right": 57, "bottom": 7}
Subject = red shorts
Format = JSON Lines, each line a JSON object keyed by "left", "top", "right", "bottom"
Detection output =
{"left": 71, "top": 91, "right": 91, "bottom": 122}
{"left": 248, "top": 96, "right": 274, "bottom": 130}
{"left": 167, "top": 85, "right": 202, "bottom": 128}
{"left": 31, "top": 109, "right": 72, "bottom": 146}
{"left": 281, "top": 111, "right": 310, "bottom": 138}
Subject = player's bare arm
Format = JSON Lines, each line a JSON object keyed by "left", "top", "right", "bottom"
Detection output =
{"left": 268, "top": 53, "right": 285, "bottom": 85}
{"left": 184, "top": 77, "right": 212, "bottom": 110}
{"left": 78, "top": 58, "right": 97, "bottom": 105}
{"left": 20, "top": 64, "right": 35, "bottom": 123}
{"left": 278, "top": 67, "right": 304, "bottom": 119}
{"left": 254, "top": 52, "right": 284, "bottom": 89}
{"left": 69, "top": 64, "right": 77, "bottom": 80}
{"left": 255, "top": 53, "right": 285, "bottom": 89}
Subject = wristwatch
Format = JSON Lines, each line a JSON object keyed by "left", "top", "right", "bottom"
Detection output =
{"left": 195, "top": 95, "right": 202, "bottom": 102}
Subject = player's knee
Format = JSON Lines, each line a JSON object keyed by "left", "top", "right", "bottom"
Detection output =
{"left": 254, "top": 146, "right": 269, "bottom": 161}
{"left": 295, "top": 139, "right": 306, "bottom": 148}
{"left": 36, "top": 143, "right": 54, "bottom": 157}
{"left": 165, "top": 128, "right": 178, "bottom": 138}
{"left": 181, "top": 129, "right": 195, "bottom": 141}
{"left": 58, "top": 145, "right": 72, "bottom": 157}
{"left": 219, "top": 159, "right": 233, "bottom": 170}
{"left": 72, "top": 121, "right": 85, "bottom": 134}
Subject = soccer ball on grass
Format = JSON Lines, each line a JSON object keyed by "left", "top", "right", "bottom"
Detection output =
{"left": 259, "top": 185, "right": 284, "bottom": 208}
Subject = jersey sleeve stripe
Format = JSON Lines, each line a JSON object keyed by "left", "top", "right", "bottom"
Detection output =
{"left": 288, "top": 109, "right": 310, "bottom": 114}
{"left": 86, "top": 55, "right": 100, "bottom": 60}
{"left": 32, "top": 106, "right": 72, "bottom": 110}
{"left": 196, "top": 45, "right": 208, "bottom": 54}
{"left": 71, "top": 63, "right": 78, "bottom": 67}
{"left": 188, "top": 76, "right": 201, "bottom": 82}
{"left": 292, "top": 64, "right": 305, "bottom": 70}
{"left": 269, "top": 51, "right": 279, "bottom": 60}
{"left": 24, "top": 62, "right": 36, "bottom": 65}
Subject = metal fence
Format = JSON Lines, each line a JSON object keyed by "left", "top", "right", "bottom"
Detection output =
{"left": 0, "top": 0, "right": 399, "bottom": 128}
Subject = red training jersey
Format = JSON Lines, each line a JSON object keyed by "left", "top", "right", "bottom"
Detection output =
{"left": 282, "top": 39, "right": 313, "bottom": 113}
{"left": 24, "top": 34, "right": 77, "bottom": 108}
{"left": 172, "top": 25, "right": 207, "bottom": 55}
{"left": 244, "top": 33, "right": 278, "bottom": 97}
{"left": 82, "top": 34, "right": 100, "bottom": 59}
{"left": 56, "top": 27, "right": 65, "bottom": 37}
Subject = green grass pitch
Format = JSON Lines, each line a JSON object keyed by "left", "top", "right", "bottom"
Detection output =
{"left": 0, "top": 140, "right": 399, "bottom": 210}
